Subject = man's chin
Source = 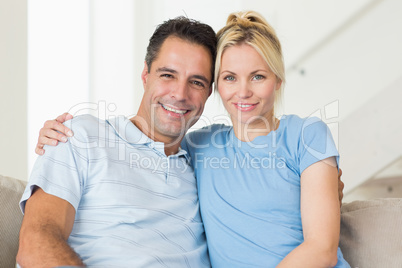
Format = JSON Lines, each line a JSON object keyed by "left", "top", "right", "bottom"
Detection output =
{"left": 153, "top": 124, "right": 187, "bottom": 141}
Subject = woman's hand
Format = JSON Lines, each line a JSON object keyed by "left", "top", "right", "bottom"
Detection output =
{"left": 338, "top": 168, "right": 344, "bottom": 206}
{"left": 36, "top": 113, "right": 74, "bottom": 155}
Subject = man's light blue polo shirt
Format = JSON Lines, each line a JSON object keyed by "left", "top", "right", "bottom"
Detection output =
{"left": 20, "top": 114, "right": 209, "bottom": 267}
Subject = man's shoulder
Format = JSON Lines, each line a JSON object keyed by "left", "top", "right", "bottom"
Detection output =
{"left": 64, "top": 114, "right": 107, "bottom": 137}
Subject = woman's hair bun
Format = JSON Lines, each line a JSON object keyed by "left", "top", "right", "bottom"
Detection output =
{"left": 226, "top": 11, "right": 268, "bottom": 28}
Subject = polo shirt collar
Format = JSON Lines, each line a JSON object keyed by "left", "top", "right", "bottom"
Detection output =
{"left": 107, "top": 116, "right": 189, "bottom": 160}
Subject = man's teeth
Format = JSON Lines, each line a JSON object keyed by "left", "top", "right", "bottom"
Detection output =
{"left": 238, "top": 104, "right": 253, "bottom": 108}
{"left": 162, "top": 104, "right": 187, "bottom": 114}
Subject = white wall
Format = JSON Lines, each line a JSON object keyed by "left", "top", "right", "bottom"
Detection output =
{"left": 283, "top": 0, "right": 402, "bottom": 119}
{"left": 27, "top": 0, "right": 90, "bottom": 174}
{"left": 281, "top": 0, "right": 402, "bottom": 195}
{"left": 2, "top": 0, "right": 402, "bottom": 194}
{"left": 0, "top": 0, "right": 27, "bottom": 180}
{"left": 89, "top": 0, "right": 136, "bottom": 119}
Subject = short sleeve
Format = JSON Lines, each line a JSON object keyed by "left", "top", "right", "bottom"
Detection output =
{"left": 20, "top": 119, "right": 88, "bottom": 213}
{"left": 298, "top": 117, "right": 339, "bottom": 174}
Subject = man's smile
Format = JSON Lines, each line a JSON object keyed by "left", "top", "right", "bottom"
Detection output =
{"left": 160, "top": 103, "right": 189, "bottom": 115}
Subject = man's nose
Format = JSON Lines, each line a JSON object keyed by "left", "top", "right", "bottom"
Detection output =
{"left": 170, "top": 81, "right": 189, "bottom": 101}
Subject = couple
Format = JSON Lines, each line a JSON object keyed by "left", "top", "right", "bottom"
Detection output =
{"left": 18, "top": 10, "right": 350, "bottom": 267}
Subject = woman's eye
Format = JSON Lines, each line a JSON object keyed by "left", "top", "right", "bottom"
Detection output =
{"left": 224, "top": 76, "right": 235, "bottom": 81}
{"left": 253, "top": 74, "right": 264, "bottom": 80}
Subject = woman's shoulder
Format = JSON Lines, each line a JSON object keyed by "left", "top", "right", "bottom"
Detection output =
{"left": 182, "top": 124, "right": 231, "bottom": 150}
{"left": 187, "top": 124, "right": 231, "bottom": 138}
{"left": 281, "top": 114, "right": 328, "bottom": 135}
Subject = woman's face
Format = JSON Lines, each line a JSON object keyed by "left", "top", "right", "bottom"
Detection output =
{"left": 217, "top": 43, "right": 281, "bottom": 128}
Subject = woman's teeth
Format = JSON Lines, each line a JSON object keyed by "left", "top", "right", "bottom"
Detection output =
{"left": 237, "top": 104, "right": 253, "bottom": 108}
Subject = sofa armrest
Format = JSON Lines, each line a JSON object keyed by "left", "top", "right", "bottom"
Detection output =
{"left": 340, "top": 198, "right": 402, "bottom": 268}
{"left": 0, "top": 175, "right": 27, "bottom": 268}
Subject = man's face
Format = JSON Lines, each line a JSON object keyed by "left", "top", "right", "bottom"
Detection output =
{"left": 138, "top": 36, "right": 212, "bottom": 144}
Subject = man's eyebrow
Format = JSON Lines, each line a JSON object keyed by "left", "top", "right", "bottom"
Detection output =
{"left": 156, "top": 67, "right": 177, "bottom": 74}
{"left": 156, "top": 67, "right": 210, "bottom": 85}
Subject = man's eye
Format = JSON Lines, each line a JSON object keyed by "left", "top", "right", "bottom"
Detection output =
{"left": 161, "top": 74, "right": 173, "bottom": 78}
{"left": 192, "top": 81, "right": 205, "bottom": 88}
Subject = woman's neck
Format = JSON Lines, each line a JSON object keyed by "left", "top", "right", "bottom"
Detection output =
{"left": 232, "top": 116, "right": 279, "bottom": 142}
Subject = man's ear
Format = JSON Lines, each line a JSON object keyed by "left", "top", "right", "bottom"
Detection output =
{"left": 141, "top": 62, "right": 149, "bottom": 88}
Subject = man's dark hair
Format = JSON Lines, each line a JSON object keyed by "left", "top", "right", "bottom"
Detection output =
{"left": 145, "top": 16, "right": 217, "bottom": 85}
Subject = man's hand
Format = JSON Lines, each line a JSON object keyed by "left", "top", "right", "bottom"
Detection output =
{"left": 36, "top": 113, "right": 74, "bottom": 155}
{"left": 338, "top": 169, "right": 345, "bottom": 207}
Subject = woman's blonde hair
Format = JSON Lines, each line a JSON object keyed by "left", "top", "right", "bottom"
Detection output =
{"left": 215, "top": 10, "right": 285, "bottom": 114}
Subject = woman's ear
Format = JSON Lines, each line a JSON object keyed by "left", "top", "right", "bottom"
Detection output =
{"left": 276, "top": 79, "right": 282, "bottom": 91}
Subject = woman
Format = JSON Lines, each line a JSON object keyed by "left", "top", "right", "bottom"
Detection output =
{"left": 36, "top": 11, "right": 349, "bottom": 267}
{"left": 181, "top": 11, "right": 349, "bottom": 267}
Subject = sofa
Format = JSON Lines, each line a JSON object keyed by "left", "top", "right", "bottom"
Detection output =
{"left": 0, "top": 175, "right": 27, "bottom": 268}
{"left": 1, "top": 174, "right": 402, "bottom": 268}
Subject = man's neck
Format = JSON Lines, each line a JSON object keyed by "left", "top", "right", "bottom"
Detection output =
{"left": 130, "top": 116, "right": 182, "bottom": 156}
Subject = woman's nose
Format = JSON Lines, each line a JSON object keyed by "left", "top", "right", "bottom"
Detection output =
{"left": 236, "top": 83, "right": 252, "bottom": 99}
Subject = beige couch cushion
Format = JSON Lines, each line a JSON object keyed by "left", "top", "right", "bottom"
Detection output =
{"left": 0, "top": 175, "right": 27, "bottom": 268}
{"left": 340, "top": 198, "right": 402, "bottom": 268}
{"left": 1, "top": 173, "right": 401, "bottom": 268}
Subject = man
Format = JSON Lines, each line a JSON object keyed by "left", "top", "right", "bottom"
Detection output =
{"left": 17, "top": 16, "right": 216, "bottom": 267}
{"left": 20, "top": 15, "right": 346, "bottom": 268}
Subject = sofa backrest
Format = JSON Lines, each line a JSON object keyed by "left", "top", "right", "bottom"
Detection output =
{"left": 340, "top": 198, "right": 402, "bottom": 268}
